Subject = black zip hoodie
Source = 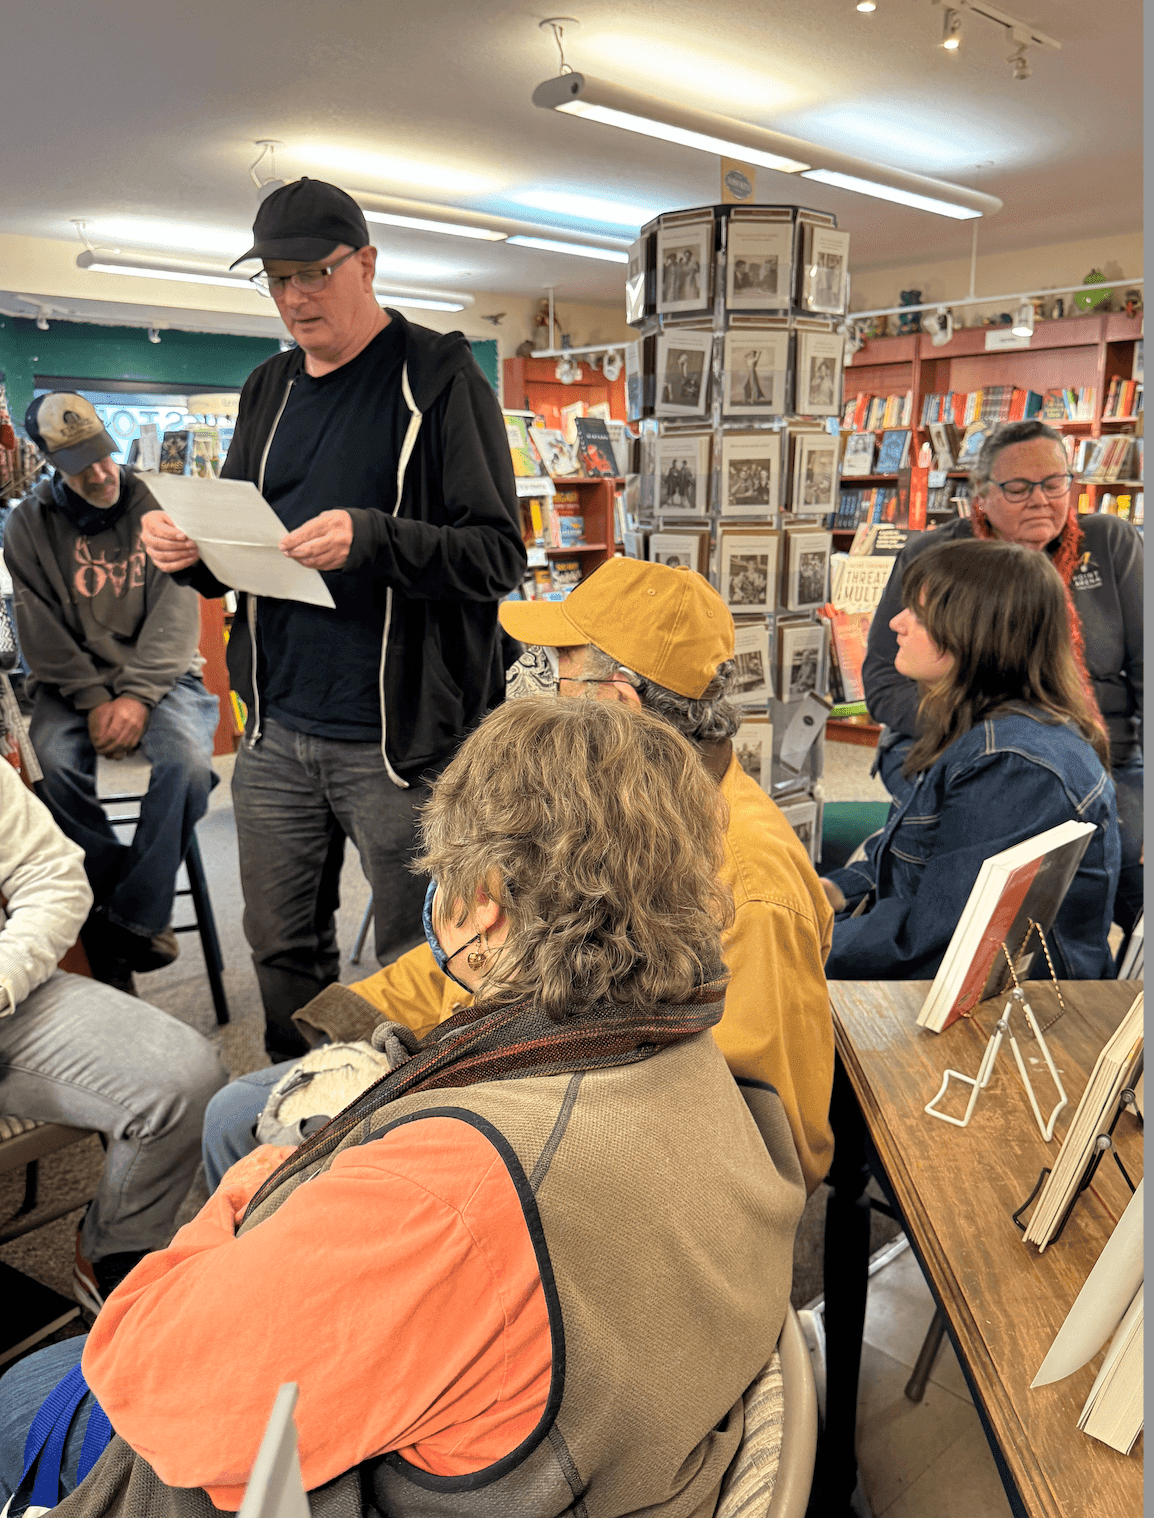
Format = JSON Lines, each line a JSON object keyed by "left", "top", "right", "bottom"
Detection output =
{"left": 178, "top": 310, "right": 526, "bottom": 783}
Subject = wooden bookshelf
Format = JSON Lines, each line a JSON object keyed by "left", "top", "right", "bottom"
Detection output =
{"left": 843, "top": 311, "right": 1143, "bottom": 515}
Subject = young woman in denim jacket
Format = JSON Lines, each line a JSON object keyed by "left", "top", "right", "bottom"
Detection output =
{"left": 822, "top": 539, "right": 1119, "bottom": 981}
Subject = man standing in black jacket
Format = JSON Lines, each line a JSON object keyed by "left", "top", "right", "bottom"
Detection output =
{"left": 142, "top": 180, "right": 526, "bottom": 1059}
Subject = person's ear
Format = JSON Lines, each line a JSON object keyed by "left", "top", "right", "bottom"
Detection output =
{"left": 472, "top": 875, "right": 505, "bottom": 933}
{"left": 605, "top": 679, "right": 643, "bottom": 709}
{"left": 359, "top": 245, "right": 378, "bottom": 291}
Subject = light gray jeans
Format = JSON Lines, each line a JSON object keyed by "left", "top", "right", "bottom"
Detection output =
{"left": 0, "top": 971, "right": 227, "bottom": 1260}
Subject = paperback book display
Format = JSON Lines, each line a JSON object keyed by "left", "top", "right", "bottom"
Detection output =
{"left": 627, "top": 201, "right": 848, "bottom": 822}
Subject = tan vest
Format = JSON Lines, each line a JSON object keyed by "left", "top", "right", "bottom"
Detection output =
{"left": 53, "top": 1036, "right": 805, "bottom": 1518}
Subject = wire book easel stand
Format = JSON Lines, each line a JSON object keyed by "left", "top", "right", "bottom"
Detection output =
{"left": 1012, "top": 1065, "right": 1142, "bottom": 1246}
{"left": 924, "top": 923, "right": 1069, "bottom": 1141}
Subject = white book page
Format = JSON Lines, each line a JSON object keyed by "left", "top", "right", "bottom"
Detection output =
{"left": 1032, "top": 1181, "right": 1144, "bottom": 1386}
{"left": 144, "top": 475, "right": 335, "bottom": 609}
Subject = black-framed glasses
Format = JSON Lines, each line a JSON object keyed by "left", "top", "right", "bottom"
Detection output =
{"left": 249, "top": 248, "right": 359, "bottom": 298}
{"left": 990, "top": 473, "right": 1074, "bottom": 504}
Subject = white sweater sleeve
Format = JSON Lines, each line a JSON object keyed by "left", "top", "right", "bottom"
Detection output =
{"left": 0, "top": 760, "right": 93, "bottom": 1011}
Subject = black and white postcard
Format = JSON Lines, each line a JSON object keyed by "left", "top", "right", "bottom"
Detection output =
{"left": 732, "top": 619, "right": 773, "bottom": 704}
{"left": 783, "top": 526, "right": 832, "bottom": 610}
{"left": 778, "top": 796, "right": 820, "bottom": 864}
{"left": 648, "top": 529, "right": 710, "bottom": 574}
{"left": 656, "top": 219, "right": 713, "bottom": 315}
{"left": 718, "top": 527, "right": 780, "bottom": 615}
{"left": 795, "top": 331, "right": 844, "bottom": 417}
{"left": 791, "top": 432, "right": 839, "bottom": 514}
{"left": 725, "top": 219, "right": 793, "bottom": 310}
{"left": 801, "top": 225, "right": 850, "bottom": 315}
{"left": 655, "top": 330, "right": 712, "bottom": 417}
{"left": 722, "top": 330, "right": 790, "bottom": 417}
{"left": 655, "top": 434, "right": 710, "bottom": 516}
{"left": 720, "top": 431, "right": 781, "bottom": 516}
{"left": 733, "top": 715, "right": 774, "bottom": 792}
{"left": 777, "top": 620, "right": 826, "bottom": 701}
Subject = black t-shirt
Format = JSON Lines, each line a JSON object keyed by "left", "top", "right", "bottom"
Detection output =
{"left": 258, "top": 322, "right": 406, "bottom": 740}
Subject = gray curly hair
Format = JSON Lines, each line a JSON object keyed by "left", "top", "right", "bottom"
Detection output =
{"left": 584, "top": 644, "right": 741, "bottom": 744}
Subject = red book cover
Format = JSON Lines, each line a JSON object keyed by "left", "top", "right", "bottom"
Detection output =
{"left": 934, "top": 832, "right": 1093, "bottom": 1030}
{"left": 829, "top": 612, "right": 872, "bottom": 702}
{"left": 907, "top": 465, "right": 929, "bottom": 531}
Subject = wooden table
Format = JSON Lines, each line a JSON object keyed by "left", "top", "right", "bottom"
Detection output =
{"left": 828, "top": 979, "right": 1143, "bottom": 1518}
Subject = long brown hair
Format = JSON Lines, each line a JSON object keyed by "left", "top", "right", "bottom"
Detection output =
{"left": 900, "top": 539, "right": 1108, "bottom": 776}
{"left": 414, "top": 697, "right": 732, "bottom": 1020}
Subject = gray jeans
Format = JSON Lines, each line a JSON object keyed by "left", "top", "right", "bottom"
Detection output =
{"left": 0, "top": 971, "right": 226, "bottom": 1260}
{"left": 231, "top": 719, "right": 436, "bottom": 1061}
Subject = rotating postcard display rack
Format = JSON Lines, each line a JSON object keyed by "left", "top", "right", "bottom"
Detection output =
{"left": 622, "top": 203, "right": 850, "bottom": 855}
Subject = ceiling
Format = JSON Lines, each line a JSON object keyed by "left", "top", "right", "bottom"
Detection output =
{"left": 0, "top": 0, "right": 1141, "bottom": 314}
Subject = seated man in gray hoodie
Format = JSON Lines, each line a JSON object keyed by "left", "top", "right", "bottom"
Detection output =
{"left": 6, "top": 394, "right": 219, "bottom": 988}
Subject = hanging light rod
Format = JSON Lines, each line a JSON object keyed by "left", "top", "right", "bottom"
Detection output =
{"left": 849, "top": 276, "right": 1142, "bottom": 321}
{"left": 76, "top": 249, "right": 474, "bottom": 310}
{"left": 352, "top": 189, "right": 633, "bottom": 253}
{"left": 532, "top": 72, "right": 1002, "bottom": 220}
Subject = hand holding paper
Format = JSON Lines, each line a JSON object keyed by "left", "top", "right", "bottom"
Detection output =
{"left": 279, "top": 510, "right": 354, "bottom": 571}
{"left": 143, "top": 476, "right": 335, "bottom": 609}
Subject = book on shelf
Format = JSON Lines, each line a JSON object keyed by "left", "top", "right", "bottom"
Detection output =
{"left": 916, "top": 818, "right": 1097, "bottom": 1033}
{"left": 0, "top": 1262, "right": 80, "bottom": 1368}
{"left": 841, "top": 432, "right": 876, "bottom": 477}
{"left": 606, "top": 420, "right": 631, "bottom": 476}
{"left": 956, "top": 421, "right": 990, "bottom": 467}
{"left": 829, "top": 553, "right": 896, "bottom": 612}
{"left": 573, "top": 417, "right": 618, "bottom": 478}
{"left": 818, "top": 604, "right": 872, "bottom": 702}
{"left": 159, "top": 429, "right": 195, "bottom": 474}
{"left": 504, "top": 415, "right": 548, "bottom": 478}
{"left": 530, "top": 426, "right": 580, "bottom": 477}
{"left": 927, "top": 421, "right": 960, "bottom": 470}
{"left": 1022, "top": 993, "right": 1143, "bottom": 1250}
{"left": 548, "top": 557, "right": 583, "bottom": 593}
{"left": 1032, "top": 1180, "right": 1143, "bottom": 1455}
{"left": 1102, "top": 376, "right": 1143, "bottom": 418}
{"left": 876, "top": 430, "right": 911, "bottom": 474}
{"left": 559, "top": 400, "right": 586, "bottom": 444}
{"left": 546, "top": 488, "right": 585, "bottom": 548}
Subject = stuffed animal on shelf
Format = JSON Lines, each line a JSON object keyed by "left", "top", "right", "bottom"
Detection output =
{"left": 897, "top": 289, "right": 922, "bottom": 335}
{"left": 1123, "top": 288, "right": 1143, "bottom": 319}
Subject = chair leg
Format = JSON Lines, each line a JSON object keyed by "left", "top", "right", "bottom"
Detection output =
{"left": 18, "top": 1159, "right": 39, "bottom": 1216}
{"left": 904, "top": 1308, "right": 947, "bottom": 1403}
{"left": 184, "top": 833, "right": 230, "bottom": 1025}
{"left": 350, "top": 896, "right": 374, "bottom": 966}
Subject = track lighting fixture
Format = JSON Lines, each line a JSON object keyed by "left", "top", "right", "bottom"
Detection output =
{"left": 1011, "top": 300, "right": 1034, "bottom": 337}
{"left": 941, "top": 8, "right": 962, "bottom": 49}
{"left": 148, "top": 328, "right": 162, "bottom": 344}
{"left": 1008, "top": 46, "right": 1031, "bottom": 80}
{"left": 601, "top": 350, "right": 623, "bottom": 382}
{"left": 35, "top": 310, "right": 49, "bottom": 331}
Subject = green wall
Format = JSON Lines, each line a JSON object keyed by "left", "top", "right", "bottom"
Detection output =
{"left": 0, "top": 317, "right": 500, "bottom": 429}
{"left": 0, "top": 317, "right": 280, "bottom": 431}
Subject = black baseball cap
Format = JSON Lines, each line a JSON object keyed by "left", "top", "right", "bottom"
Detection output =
{"left": 230, "top": 178, "right": 370, "bottom": 267}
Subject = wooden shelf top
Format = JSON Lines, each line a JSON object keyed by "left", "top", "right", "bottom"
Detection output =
{"left": 544, "top": 542, "right": 608, "bottom": 554}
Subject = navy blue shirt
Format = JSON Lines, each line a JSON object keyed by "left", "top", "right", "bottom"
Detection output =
{"left": 259, "top": 322, "right": 406, "bottom": 739}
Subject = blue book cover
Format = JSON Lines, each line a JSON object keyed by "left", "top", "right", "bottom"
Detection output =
{"left": 876, "top": 430, "right": 909, "bottom": 474}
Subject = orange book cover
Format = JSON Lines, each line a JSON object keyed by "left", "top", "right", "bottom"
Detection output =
{"left": 829, "top": 612, "right": 872, "bottom": 702}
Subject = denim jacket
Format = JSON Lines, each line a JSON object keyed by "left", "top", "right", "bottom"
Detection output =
{"left": 825, "top": 710, "right": 1119, "bottom": 983}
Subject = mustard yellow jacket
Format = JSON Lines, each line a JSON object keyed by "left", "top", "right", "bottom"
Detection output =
{"left": 350, "top": 750, "right": 834, "bottom": 1192}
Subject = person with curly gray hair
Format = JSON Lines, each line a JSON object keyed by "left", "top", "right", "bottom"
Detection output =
{"left": 863, "top": 418, "right": 1143, "bottom": 933}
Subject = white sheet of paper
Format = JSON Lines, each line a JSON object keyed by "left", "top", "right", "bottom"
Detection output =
{"left": 144, "top": 475, "right": 335, "bottom": 609}
{"left": 1031, "top": 1179, "right": 1144, "bottom": 1387}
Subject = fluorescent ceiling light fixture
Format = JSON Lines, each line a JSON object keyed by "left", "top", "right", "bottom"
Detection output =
{"left": 373, "top": 290, "right": 466, "bottom": 311}
{"left": 295, "top": 144, "right": 492, "bottom": 195}
{"left": 511, "top": 190, "right": 655, "bottom": 227}
{"left": 801, "top": 168, "right": 981, "bottom": 219}
{"left": 81, "top": 217, "right": 249, "bottom": 258}
{"left": 533, "top": 73, "right": 1001, "bottom": 219}
{"left": 76, "top": 250, "right": 255, "bottom": 289}
{"left": 507, "top": 236, "right": 629, "bottom": 263}
{"left": 363, "top": 210, "right": 505, "bottom": 241}
{"left": 557, "top": 103, "right": 809, "bottom": 175}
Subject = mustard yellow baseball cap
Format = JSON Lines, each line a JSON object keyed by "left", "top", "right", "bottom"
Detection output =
{"left": 499, "top": 558, "right": 734, "bottom": 700}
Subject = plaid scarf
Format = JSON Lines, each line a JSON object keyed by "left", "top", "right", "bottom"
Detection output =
{"left": 970, "top": 503, "right": 1105, "bottom": 734}
{"left": 242, "top": 970, "right": 729, "bottom": 1221}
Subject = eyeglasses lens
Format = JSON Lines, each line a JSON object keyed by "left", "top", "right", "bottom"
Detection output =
{"left": 1001, "top": 475, "right": 1072, "bottom": 503}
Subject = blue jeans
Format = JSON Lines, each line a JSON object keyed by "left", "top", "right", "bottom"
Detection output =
{"left": 232, "top": 719, "right": 436, "bottom": 1060}
{"left": 30, "top": 674, "right": 219, "bottom": 937}
{"left": 0, "top": 1339, "right": 90, "bottom": 1509}
{"left": 1111, "top": 753, "right": 1144, "bottom": 934}
{"left": 202, "top": 1061, "right": 296, "bottom": 1192}
{"left": 0, "top": 971, "right": 226, "bottom": 1258}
